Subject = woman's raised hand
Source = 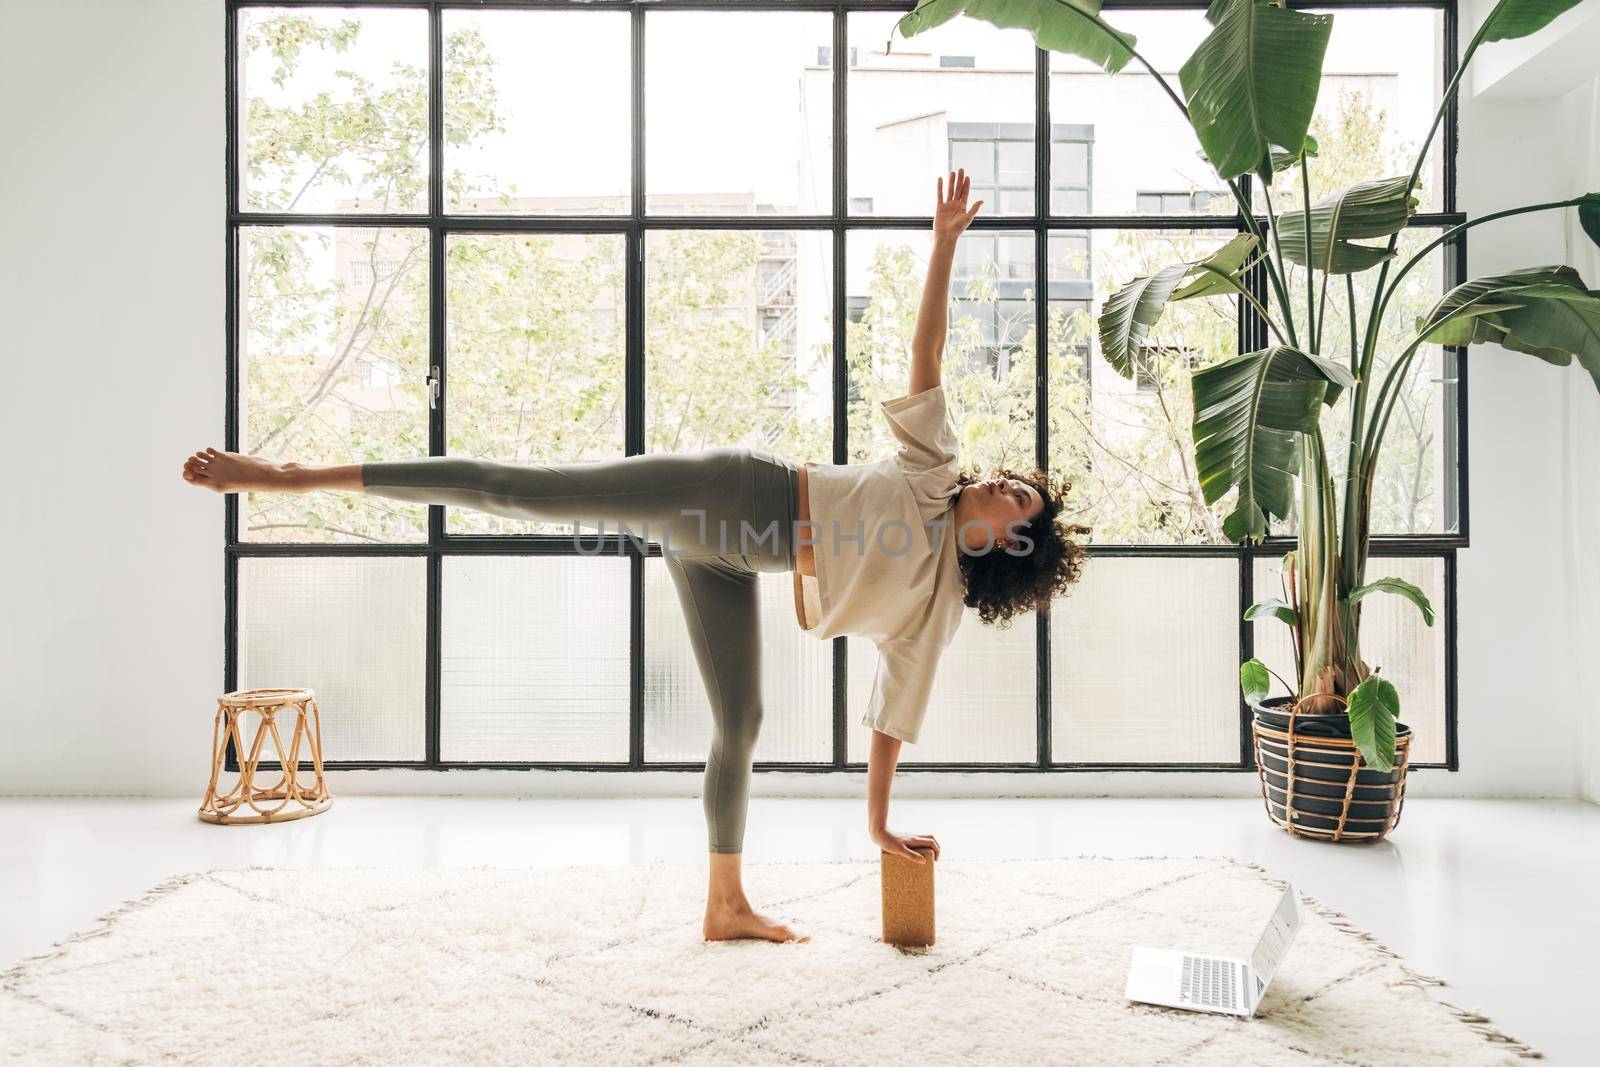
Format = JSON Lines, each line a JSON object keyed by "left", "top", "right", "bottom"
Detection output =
{"left": 933, "top": 168, "right": 983, "bottom": 245}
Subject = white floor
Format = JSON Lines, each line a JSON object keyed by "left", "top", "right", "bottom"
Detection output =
{"left": 4, "top": 796, "right": 1596, "bottom": 1064}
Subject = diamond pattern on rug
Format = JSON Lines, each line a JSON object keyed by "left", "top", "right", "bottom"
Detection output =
{"left": 0, "top": 858, "right": 1533, "bottom": 1066}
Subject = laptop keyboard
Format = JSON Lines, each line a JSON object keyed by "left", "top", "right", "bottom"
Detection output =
{"left": 1180, "top": 956, "right": 1239, "bottom": 1012}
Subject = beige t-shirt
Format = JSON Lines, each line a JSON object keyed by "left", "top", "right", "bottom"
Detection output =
{"left": 792, "top": 385, "right": 966, "bottom": 744}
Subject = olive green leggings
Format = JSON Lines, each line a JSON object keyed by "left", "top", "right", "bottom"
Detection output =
{"left": 361, "top": 447, "right": 799, "bottom": 854}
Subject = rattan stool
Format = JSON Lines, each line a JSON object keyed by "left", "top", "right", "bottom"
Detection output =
{"left": 198, "top": 687, "right": 332, "bottom": 824}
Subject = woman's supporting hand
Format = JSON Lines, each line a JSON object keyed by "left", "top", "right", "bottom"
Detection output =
{"left": 864, "top": 730, "right": 939, "bottom": 864}
{"left": 933, "top": 167, "right": 983, "bottom": 246}
{"left": 871, "top": 826, "right": 942, "bottom": 865}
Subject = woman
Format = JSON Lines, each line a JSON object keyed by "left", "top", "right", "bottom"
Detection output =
{"left": 183, "top": 168, "right": 1087, "bottom": 944}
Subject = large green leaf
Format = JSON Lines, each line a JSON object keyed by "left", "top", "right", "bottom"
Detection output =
{"left": 1270, "top": 133, "right": 1319, "bottom": 174}
{"left": 1244, "top": 597, "right": 1297, "bottom": 627}
{"left": 1349, "top": 577, "right": 1435, "bottom": 627}
{"left": 1171, "top": 233, "right": 1263, "bottom": 299}
{"left": 1480, "top": 0, "right": 1585, "bottom": 42}
{"left": 1580, "top": 194, "right": 1600, "bottom": 252}
{"left": 1277, "top": 176, "right": 1419, "bottom": 275}
{"left": 894, "top": 0, "right": 1137, "bottom": 74}
{"left": 1191, "top": 345, "right": 1355, "bottom": 542}
{"left": 1418, "top": 266, "right": 1600, "bottom": 390}
{"left": 1100, "top": 235, "right": 1261, "bottom": 376}
{"left": 1240, "top": 659, "right": 1271, "bottom": 706}
{"left": 1347, "top": 676, "right": 1399, "bottom": 773}
{"left": 1100, "top": 263, "right": 1194, "bottom": 379}
{"left": 1178, "top": 0, "right": 1332, "bottom": 183}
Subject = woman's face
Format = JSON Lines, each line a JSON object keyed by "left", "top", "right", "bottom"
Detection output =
{"left": 957, "top": 476, "right": 1044, "bottom": 551}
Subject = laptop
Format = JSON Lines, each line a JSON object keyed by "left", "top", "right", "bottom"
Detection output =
{"left": 1124, "top": 882, "right": 1302, "bottom": 1018}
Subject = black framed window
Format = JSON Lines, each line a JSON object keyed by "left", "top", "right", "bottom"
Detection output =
{"left": 226, "top": 0, "right": 1464, "bottom": 774}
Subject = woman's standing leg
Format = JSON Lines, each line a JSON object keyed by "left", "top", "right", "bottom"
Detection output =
{"left": 665, "top": 554, "right": 807, "bottom": 943}
{"left": 182, "top": 445, "right": 806, "bottom": 942}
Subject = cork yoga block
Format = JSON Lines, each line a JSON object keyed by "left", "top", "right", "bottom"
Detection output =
{"left": 880, "top": 847, "right": 936, "bottom": 947}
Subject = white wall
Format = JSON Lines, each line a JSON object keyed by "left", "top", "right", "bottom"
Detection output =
{"left": 1, "top": 0, "right": 1596, "bottom": 799}
{"left": 1457, "top": 0, "right": 1600, "bottom": 802}
{"left": 1557, "top": 76, "right": 1600, "bottom": 803}
{"left": 0, "top": 0, "right": 225, "bottom": 793}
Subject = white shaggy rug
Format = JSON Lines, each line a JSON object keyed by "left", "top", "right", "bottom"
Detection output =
{"left": 1, "top": 857, "right": 1536, "bottom": 1065}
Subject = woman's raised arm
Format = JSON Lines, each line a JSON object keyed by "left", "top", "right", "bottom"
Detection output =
{"left": 909, "top": 168, "right": 984, "bottom": 395}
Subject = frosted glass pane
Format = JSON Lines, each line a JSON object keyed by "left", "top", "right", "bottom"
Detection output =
{"left": 1051, "top": 557, "right": 1240, "bottom": 763}
{"left": 643, "top": 561, "right": 831, "bottom": 763}
{"left": 238, "top": 556, "right": 426, "bottom": 762}
{"left": 847, "top": 617, "right": 1036, "bottom": 764}
{"left": 1252, "top": 555, "right": 1447, "bottom": 765}
{"left": 440, "top": 557, "right": 630, "bottom": 762}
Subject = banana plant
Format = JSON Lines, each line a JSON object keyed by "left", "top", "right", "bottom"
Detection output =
{"left": 896, "top": 0, "right": 1600, "bottom": 770}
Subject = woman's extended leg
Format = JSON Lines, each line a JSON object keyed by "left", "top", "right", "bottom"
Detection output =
{"left": 666, "top": 554, "right": 806, "bottom": 944}
{"left": 359, "top": 452, "right": 758, "bottom": 556}
{"left": 183, "top": 449, "right": 762, "bottom": 560}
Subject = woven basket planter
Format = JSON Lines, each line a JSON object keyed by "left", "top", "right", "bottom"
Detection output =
{"left": 1251, "top": 696, "right": 1412, "bottom": 843}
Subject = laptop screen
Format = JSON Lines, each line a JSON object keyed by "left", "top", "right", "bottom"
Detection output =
{"left": 1250, "top": 884, "right": 1303, "bottom": 987}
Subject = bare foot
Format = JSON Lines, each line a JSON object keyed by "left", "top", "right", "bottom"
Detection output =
{"left": 181, "top": 447, "right": 284, "bottom": 494}
{"left": 703, "top": 901, "right": 810, "bottom": 944}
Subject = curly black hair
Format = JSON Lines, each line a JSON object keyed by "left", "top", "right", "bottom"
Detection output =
{"left": 952, "top": 467, "right": 1090, "bottom": 627}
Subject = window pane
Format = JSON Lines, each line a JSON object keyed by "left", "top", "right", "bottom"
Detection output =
{"left": 444, "top": 233, "right": 627, "bottom": 535}
{"left": 848, "top": 230, "right": 1036, "bottom": 470}
{"left": 440, "top": 557, "right": 630, "bottom": 762}
{"left": 847, "top": 622, "right": 1036, "bottom": 764}
{"left": 646, "top": 12, "right": 831, "bottom": 215}
{"left": 1261, "top": 8, "right": 1447, "bottom": 214}
{"left": 1279, "top": 228, "right": 1459, "bottom": 536}
{"left": 646, "top": 231, "right": 833, "bottom": 463}
{"left": 999, "top": 187, "right": 1035, "bottom": 215}
{"left": 239, "top": 226, "right": 430, "bottom": 543}
{"left": 644, "top": 562, "right": 831, "bottom": 763}
{"left": 1252, "top": 555, "right": 1447, "bottom": 764}
{"left": 849, "top": 14, "right": 1036, "bottom": 216}
{"left": 239, "top": 7, "right": 428, "bottom": 214}
{"left": 1046, "top": 229, "right": 1238, "bottom": 544}
{"left": 1051, "top": 556, "right": 1241, "bottom": 763}
{"left": 1052, "top": 141, "right": 1090, "bottom": 189}
{"left": 1049, "top": 233, "right": 1089, "bottom": 281}
{"left": 998, "top": 139, "right": 1032, "bottom": 186}
{"left": 443, "top": 10, "right": 629, "bottom": 215}
{"left": 239, "top": 556, "right": 426, "bottom": 762}
{"left": 1051, "top": 13, "right": 1225, "bottom": 218}
{"left": 950, "top": 140, "right": 995, "bottom": 184}
{"left": 1051, "top": 188, "right": 1091, "bottom": 215}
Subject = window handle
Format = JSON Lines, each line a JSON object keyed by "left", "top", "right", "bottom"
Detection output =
{"left": 427, "top": 365, "right": 441, "bottom": 410}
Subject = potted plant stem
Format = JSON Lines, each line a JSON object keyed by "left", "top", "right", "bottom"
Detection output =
{"left": 897, "top": 0, "right": 1600, "bottom": 838}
